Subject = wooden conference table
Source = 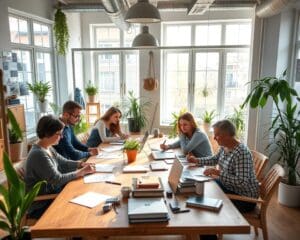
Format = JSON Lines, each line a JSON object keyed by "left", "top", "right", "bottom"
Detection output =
{"left": 31, "top": 136, "right": 250, "bottom": 240}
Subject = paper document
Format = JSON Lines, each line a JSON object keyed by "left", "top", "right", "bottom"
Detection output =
{"left": 84, "top": 173, "right": 115, "bottom": 184}
{"left": 96, "top": 152, "right": 123, "bottom": 159}
{"left": 100, "top": 145, "right": 124, "bottom": 152}
{"left": 123, "top": 165, "right": 149, "bottom": 173}
{"left": 70, "top": 192, "right": 111, "bottom": 208}
{"left": 95, "top": 164, "right": 116, "bottom": 173}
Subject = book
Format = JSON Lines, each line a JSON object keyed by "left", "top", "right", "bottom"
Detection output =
{"left": 132, "top": 191, "right": 164, "bottom": 197}
{"left": 186, "top": 196, "right": 223, "bottom": 211}
{"left": 150, "top": 162, "right": 168, "bottom": 171}
{"left": 128, "top": 198, "right": 169, "bottom": 219}
{"left": 132, "top": 177, "right": 164, "bottom": 197}
{"left": 129, "top": 216, "right": 170, "bottom": 223}
{"left": 136, "top": 176, "right": 160, "bottom": 189}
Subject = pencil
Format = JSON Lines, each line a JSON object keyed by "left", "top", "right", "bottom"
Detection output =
{"left": 105, "top": 181, "right": 121, "bottom": 185}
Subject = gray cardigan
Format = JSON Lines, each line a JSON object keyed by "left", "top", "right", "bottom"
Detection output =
{"left": 168, "top": 128, "right": 212, "bottom": 157}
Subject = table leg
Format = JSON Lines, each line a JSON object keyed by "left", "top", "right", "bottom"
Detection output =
{"left": 185, "top": 233, "right": 199, "bottom": 240}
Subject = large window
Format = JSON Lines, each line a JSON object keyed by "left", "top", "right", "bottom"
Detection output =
{"left": 9, "top": 14, "right": 55, "bottom": 136}
{"left": 90, "top": 25, "right": 139, "bottom": 114}
{"left": 161, "top": 21, "right": 252, "bottom": 132}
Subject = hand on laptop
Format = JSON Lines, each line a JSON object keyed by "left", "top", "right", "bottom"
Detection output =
{"left": 88, "top": 147, "right": 99, "bottom": 156}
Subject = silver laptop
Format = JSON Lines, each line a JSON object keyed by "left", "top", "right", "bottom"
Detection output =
{"left": 168, "top": 157, "right": 184, "bottom": 193}
{"left": 138, "top": 130, "right": 149, "bottom": 153}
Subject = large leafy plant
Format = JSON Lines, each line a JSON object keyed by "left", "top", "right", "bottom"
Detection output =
{"left": 7, "top": 109, "right": 23, "bottom": 144}
{"left": 27, "top": 81, "right": 51, "bottom": 103}
{"left": 0, "top": 153, "right": 44, "bottom": 240}
{"left": 242, "top": 71, "right": 300, "bottom": 185}
{"left": 227, "top": 106, "right": 245, "bottom": 139}
{"left": 53, "top": 8, "right": 69, "bottom": 55}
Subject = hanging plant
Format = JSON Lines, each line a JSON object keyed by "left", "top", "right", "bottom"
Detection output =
{"left": 53, "top": 8, "right": 69, "bottom": 55}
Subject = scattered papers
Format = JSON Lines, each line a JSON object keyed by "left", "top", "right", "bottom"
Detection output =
{"left": 84, "top": 173, "right": 115, "bottom": 184}
{"left": 70, "top": 192, "right": 111, "bottom": 208}
{"left": 96, "top": 152, "right": 122, "bottom": 159}
{"left": 123, "top": 165, "right": 149, "bottom": 173}
{"left": 100, "top": 145, "right": 124, "bottom": 152}
{"left": 95, "top": 164, "right": 116, "bottom": 173}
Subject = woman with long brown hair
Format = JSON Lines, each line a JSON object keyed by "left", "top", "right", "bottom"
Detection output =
{"left": 160, "top": 112, "right": 212, "bottom": 158}
{"left": 87, "top": 106, "right": 128, "bottom": 147}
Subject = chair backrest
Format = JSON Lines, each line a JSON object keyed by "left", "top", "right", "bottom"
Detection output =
{"left": 251, "top": 150, "right": 268, "bottom": 181}
{"left": 260, "top": 164, "right": 284, "bottom": 203}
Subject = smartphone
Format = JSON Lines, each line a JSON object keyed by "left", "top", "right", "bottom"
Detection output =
{"left": 169, "top": 201, "right": 180, "bottom": 212}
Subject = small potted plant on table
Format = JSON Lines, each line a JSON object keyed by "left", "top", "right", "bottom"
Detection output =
{"left": 27, "top": 81, "right": 51, "bottom": 113}
{"left": 123, "top": 139, "right": 140, "bottom": 163}
{"left": 85, "top": 81, "right": 98, "bottom": 103}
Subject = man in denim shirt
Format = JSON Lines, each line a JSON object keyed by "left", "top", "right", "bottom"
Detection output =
{"left": 54, "top": 101, "right": 98, "bottom": 160}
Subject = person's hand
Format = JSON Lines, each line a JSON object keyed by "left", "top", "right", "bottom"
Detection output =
{"left": 120, "top": 133, "right": 129, "bottom": 139}
{"left": 79, "top": 161, "right": 95, "bottom": 169}
{"left": 88, "top": 147, "right": 98, "bottom": 156}
{"left": 76, "top": 164, "right": 96, "bottom": 177}
{"left": 160, "top": 144, "right": 169, "bottom": 151}
{"left": 204, "top": 167, "right": 220, "bottom": 178}
{"left": 187, "top": 155, "right": 198, "bottom": 164}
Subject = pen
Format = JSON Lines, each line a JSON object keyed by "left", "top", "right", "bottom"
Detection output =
{"left": 173, "top": 209, "right": 190, "bottom": 214}
{"left": 105, "top": 181, "right": 122, "bottom": 185}
{"left": 162, "top": 140, "right": 166, "bottom": 145}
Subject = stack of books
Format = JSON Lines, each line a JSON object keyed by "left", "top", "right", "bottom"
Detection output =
{"left": 128, "top": 198, "right": 169, "bottom": 223}
{"left": 132, "top": 176, "right": 164, "bottom": 197}
{"left": 177, "top": 171, "right": 196, "bottom": 193}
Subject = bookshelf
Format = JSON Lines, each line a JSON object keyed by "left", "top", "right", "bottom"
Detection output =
{"left": 86, "top": 102, "right": 100, "bottom": 126}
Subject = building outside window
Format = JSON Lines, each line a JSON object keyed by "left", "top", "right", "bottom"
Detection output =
{"left": 8, "top": 14, "right": 55, "bottom": 137}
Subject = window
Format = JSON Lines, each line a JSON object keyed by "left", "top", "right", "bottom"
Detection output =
{"left": 90, "top": 25, "right": 139, "bottom": 114}
{"left": 161, "top": 21, "right": 251, "bottom": 138}
{"left": 9, "top": 14, "right": 55, "bottom": 137}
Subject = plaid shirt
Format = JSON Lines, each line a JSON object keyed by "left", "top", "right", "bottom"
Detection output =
{"left": 198, "top": 143, "right": 259, "bottom": 198}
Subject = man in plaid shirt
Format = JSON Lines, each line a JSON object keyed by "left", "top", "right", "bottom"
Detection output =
{"left": 188, "top": 119, "right": 259, "bottom": 212}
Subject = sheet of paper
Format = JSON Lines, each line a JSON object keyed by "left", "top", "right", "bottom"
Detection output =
{"left": 123, "top": 165, "right": 149, "bottom": 173}
{"left": 83, "top": 173, "right": 115, "bottom": 184}
{"left": 100, "top": 145, "right": 124, "bottom": 152}
{"left": 70, "top": 192, "right": 111, "bottom": 208}
{"left": 95, "top": 164, "right": 115, "bottom": 173}
{"left": 96, "top": 152, "right": 123, "bottom": 159}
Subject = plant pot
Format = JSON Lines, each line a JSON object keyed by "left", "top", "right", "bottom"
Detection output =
{"left": 128, "top": 118, "right": 141, "bottom": 133}
{"left": 202, "top": 122, "right": 211, "bottom": 135}
{"left": 38, "top": 100, "right": 48, "bottom": 113}
{"left": 88, "top": 95, "right": 96, "bottom": 103}
{"left": 278, "top": 181, "right": 300, "bottom": 207}
{"left": 126, "top": 149, "right": 138, "bottom": 163}
{"left": 9, "top": 142, "right": 22, "bottom": 163}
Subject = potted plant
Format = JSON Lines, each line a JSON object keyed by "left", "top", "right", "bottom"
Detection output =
{"left": 0, "top": 152, "right": 45, "bottom": 240}
{"left": 53, "top": 8, "right": 69, "bottom": 55}
{"left": 7, "top": 109, "right": 23, "bottom": 163}
{"left": 201, "top": 110, "right": 216, "bottom": 135}
{"left": 226, "top": 106, "right": 245, "bottom": 140}
{"left": 124, "top": 91, "right": 150, "bottom": 133}
{"left": 27, "top": 81, "right": 51, "bottom": 113}
{"left": 85, "top": 81, "right": 98, "bottom": 103}
{"left": 169, "top": 108, "right": 187, "bottom": 138}
{"left": 123, "top": 139, "right": 140, "bottom": 163}
{"left": 242, "top": 70, "right": 300, "bottom": 207}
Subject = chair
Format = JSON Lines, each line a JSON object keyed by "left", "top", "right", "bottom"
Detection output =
{"left": 227, "top": 164, "right": 284, "bottom": 240}
{"left": 251, "top": 150, "right": 268, "bottom": 181}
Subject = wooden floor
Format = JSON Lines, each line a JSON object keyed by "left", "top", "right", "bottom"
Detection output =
{"left": 34, "top": 190, "right": 300, "bottom": 240}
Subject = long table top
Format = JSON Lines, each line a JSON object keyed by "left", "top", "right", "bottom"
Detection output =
{"left": 31, "top": 136, "right": 250, "bottom": 239}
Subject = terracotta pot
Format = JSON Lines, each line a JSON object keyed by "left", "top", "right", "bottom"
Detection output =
{"left": 126, "top": 149, "right": 138, "bottom": 163}
{"left": 88, "top": 95, "right": 95, "bottom": 103}
{"left": 9, "top": 142, "right": 22, "bottom": 162}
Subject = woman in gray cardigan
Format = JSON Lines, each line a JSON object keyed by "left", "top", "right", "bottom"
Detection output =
{"left": 160, "top": 112, "right": 212, "bottom": 157}
{"left": 25, "top": 115, "right": 95, "bottom": 219}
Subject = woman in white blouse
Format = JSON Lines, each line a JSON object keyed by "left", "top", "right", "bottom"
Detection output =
{"left": 87, "top": 107, "right": 128, "bottom": 147}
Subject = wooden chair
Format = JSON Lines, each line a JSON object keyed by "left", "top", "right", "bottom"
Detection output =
{"left": 227, "top": 164, "right": 284, "bottom": 240}
{"left": 251, "top": 150, "right": 268, "bottom": 181}
{"left": 76, "top": 131, "right": 90, "bottom": 145}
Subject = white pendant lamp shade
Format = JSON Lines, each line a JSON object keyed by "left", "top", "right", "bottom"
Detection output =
{"left": 125, "top": 0, "right": 161, "bottom": 23}
{"left": 132, "top": 26, "right": 158, "bottom": 47}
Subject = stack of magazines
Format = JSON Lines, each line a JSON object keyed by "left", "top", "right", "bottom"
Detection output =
{"left": 128, "top": 198, "right": 169, "bottom": 223}
{"left": 132, "top": 176, "right": 164, "bottom": 197}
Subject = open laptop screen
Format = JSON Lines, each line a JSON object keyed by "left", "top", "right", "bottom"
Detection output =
{"left": 168, "top": 157, "right": 184, "bottom": 193}
{"left": 138, "top": 130, "right": 149, "bottom": 153}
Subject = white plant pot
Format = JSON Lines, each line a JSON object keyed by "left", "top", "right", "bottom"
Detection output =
{"left": 202, "top": 122, "right": 211, "bottom": 135}
{"left": 38, "top": 101, "right": 48, "bottom": 113}
{"left": 278, "top": 181, "right": 300, "bottom": 207}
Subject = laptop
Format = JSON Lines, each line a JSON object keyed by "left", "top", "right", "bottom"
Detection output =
{"left": 138, "top": 130, "right": 149, "bottom": 153}
{"left": 151, "top": 149, "right": 176, "bottom": 160}
{"left": 168, "top": 157, "right": 184, "bottom": 193}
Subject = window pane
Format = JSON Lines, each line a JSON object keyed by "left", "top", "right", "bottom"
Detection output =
{"left": 124, "top": 26, "right": 139, "bottom": 47}
{"left": 224, "top": 51, "right": 249, "bottom": 116}
{"left": 97, "top": 53, "right": 120, "bottom": 113}
{"left": 33, "top": 22, "right": 50, "bottom": 47}
{"left": 125, "top": 52, "right": 139, "bottom": 97}
{"left": 96, "top": 27, "right": 120, "bottom": 47}
{"left": 161, "top": 52, "right": 189, "bottom": 124}
{"left": 9, "top": 16, "right": 29, "bottom": 44}
{"left": 195, "top": 24, "right": 221, "bottom": 45}
{"left": 194, "top": 52, "right": 219, "bottom": 118}
{"left": 225, "top": 23, "right": 251, "bottom": 45}
{"left": 165, "top": 25, "right": 191, "bottom": 46}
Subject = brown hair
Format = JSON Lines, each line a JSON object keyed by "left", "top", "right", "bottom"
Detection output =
{"left": 62, "top": 100, "right": 82, "bottom": 114}
{"left": 177, "top": 112, "right": 198, "bottom": 135}
{"left": 97, "top": 107, "right": 122, "bottom": 135}
{"left": 37, "top": 115, "right": 64, "bottom": 138}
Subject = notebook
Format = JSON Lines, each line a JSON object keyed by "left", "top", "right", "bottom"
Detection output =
{"left": 150, "top": 162, "right": 168, "bottom": 171}
{"left": 186, "top": 196, "right": 223, "bottom": 211}
{"left": 128, "top": 198, "right": 169, "bottom": 218}
{"left": 138, "top": 130, "right": 149, "bottom": 153}
{"left": 152, "top": 150, "right": 176, "bottom": 160}
{"left": 168, "top": 157, "right": 184, "bottom": 193}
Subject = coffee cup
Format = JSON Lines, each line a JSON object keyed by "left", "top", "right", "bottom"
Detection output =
{"left": 121, "top": 186, "right": 132, "bottom": 198}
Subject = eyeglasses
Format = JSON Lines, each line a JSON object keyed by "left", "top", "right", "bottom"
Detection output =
{"left": 69, "top": 113, "right": 81, "bottom": 119}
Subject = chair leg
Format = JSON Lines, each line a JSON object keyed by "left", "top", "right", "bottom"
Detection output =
{"left": 254, "top": 227, "right": 259, "bottom": 236}
{"left": 218, "top": 234, "right": 223, "bottom": 240}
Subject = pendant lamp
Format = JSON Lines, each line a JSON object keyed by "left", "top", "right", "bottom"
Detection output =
{"left": 125, "top": 0, "right": 161, "bottom": 23}
{"left": 132, "top": 26, "right": 158, "bottom": 47}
